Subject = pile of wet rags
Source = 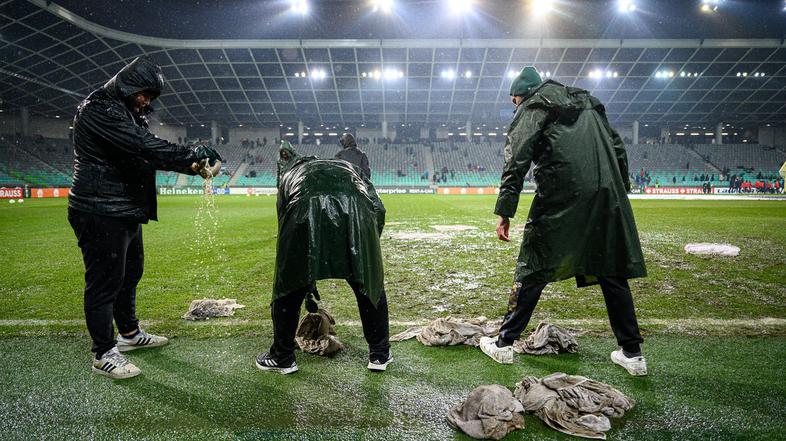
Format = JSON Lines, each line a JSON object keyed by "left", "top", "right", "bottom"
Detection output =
{"left": 390, "top": 316, "right": 501, "bottom": 346}
{"left": 514, "top": 321, "right": 578, "bottom": 355}
{"left": 447, "top": 385, "right": 525, "bottom": 440}
{"left": 684, "top": 243, "right": 740, "bottom": 257}
{"left": 392, "top": 318, "right": 577, "bottom": 355}
{"left": 182, "top": 298, "right": 245, "bottom": 321}
{"left": 295, "top": 309, "right": 345, "bottom": 356}
{"left": 514, "top": 373, "right": 635, "bottom": 439}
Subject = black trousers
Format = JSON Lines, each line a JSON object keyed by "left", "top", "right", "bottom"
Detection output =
{"left": 68, "top": 208, "right": 143, "bottom": 355}
{"left": 269, "top": 281, "right": 390, "bottom": 363}
{"left": 498, "top": 277, "right": 644, "bottom": 353}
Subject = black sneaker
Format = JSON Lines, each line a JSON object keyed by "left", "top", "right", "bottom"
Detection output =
{"left": 367, "top": 350, "right": 393, "bottom": 372}
{"left": 255, "top": 352, "right": 298, "bottom": 375}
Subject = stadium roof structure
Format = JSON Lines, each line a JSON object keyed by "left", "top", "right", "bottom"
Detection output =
{"left": 1, "top": 0, "right": 785, "bottom": 128}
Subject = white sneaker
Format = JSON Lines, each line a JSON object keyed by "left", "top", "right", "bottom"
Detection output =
{"left": 611, "top": 349, "right": 648, "bottom": 376}
{"left": 479, "top": 336, "right": 514, "bottom": 364}
{"left": 367, "top": 351, "right": 393, "bottom": 372}
{"left": 117, "top": 328, "right": 168, "bottom": 352}
{"left": 92, "top": 347, "right": 141, "bottom": 379}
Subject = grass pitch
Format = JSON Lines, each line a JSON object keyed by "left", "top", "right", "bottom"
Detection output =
{"left": 1, "top": 195, "right": 785, "bottom": 439}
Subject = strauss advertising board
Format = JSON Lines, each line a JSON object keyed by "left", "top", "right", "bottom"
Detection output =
{"left": 0, "top": 187, "right": 23, "bottom": 199}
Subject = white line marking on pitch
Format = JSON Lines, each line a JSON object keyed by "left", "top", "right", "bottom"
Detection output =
{"left": 0, "top": 318, "right": 784, "bottom": 328}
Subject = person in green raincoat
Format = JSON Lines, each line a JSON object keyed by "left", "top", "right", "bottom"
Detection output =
{"left": 479, "top": 67, "right": 649, "bottom": 376}
{"left": 255, "top": 141, "right": 391, "bottom": 374}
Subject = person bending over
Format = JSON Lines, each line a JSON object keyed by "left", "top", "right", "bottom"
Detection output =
{"left": 256, "top": 141, "right": 390, "bottom": 374}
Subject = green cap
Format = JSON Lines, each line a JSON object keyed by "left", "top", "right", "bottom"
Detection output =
{"left": 509, "top": 67, "right": 543, "bottom": 97}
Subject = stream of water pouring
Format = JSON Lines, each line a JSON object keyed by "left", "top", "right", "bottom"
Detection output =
{"left": 189, "top": 168, "right": 231, "bottom": 292}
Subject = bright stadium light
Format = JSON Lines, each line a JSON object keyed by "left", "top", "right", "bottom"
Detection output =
{"left": 450, "top": 0, "right": 473, "bottom": 14}
{"left": 533, "top": 0, "right": 554, "bottom": 17}
{"left": 371, "top": 0, "right": 394, "bottom": 14}
{"left": 442, "top": 69, "right": 456, "bottom": 79}
{"left": 700, "top": 0, "right": 720, "bottom": 13}
{"left": 310, "top": 68, "right": 327, "bottom": 80}
{"left": 508, "top": 69, "right": 518, "bottom": 78}
{"left": 464, "top": 70, "right": 472, "bottom": 78}
{"left": 290, "top": 0, "right": 308, "bottom": 15}
{"left": 383, "top": 68, "right": 404, "bottom": 80}
{"left": 618, "top": 0, "right": 636, "bottom": 12}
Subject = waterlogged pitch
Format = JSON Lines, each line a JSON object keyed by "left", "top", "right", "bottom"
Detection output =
{"left": 1, "top": 195, "right": 784, "bottom": 331}
{"left": 0, "top": 195, "right": 785, "bottom": 440}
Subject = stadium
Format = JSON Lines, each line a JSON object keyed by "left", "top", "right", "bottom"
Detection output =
{"left": 0, "top": 0, "right": 784, "bottom": 439}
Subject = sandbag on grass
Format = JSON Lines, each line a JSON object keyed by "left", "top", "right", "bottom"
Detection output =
{"left": 391, "top": 316, "right": 500, "bottom": 346}
{"left": 392, "top": 318, "right": 578, "bottom": 355}
{"left": 447, "top": 384, "right": 525, "bottom": 440}
{"left": 182, "top": 298, "right": 245, "bottom": 321}
{"left": 295, "top": 308, "right": 345, "bottom": 356}
{"left": 514, "top": 373, "right": 635, "bottom": 440}
{"left": 513, "top": 321, "right": 579, "bottom": 355}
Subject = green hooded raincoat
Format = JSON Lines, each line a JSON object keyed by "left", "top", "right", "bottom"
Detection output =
{"left": 274, "top": 143, "right": 386, "bottom": 304}
{"left": 495, "top": 80, "right": 647, "bottom": 287}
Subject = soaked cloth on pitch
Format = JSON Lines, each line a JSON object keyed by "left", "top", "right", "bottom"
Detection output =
{"left": 447, "top": 384, "right": 525, "bottom": 440}
{"left": 391, "top": 318, "right": 576, "bottom": 355}
{"left": 684, "top": 243, "right": 740, "bottom": 257}
{"left": 295, "top": 308, "right": 345, "bottom": 356}
{"left": 514, "top": 373, "right": 635, "bottom": 439}
{"left": 182, "top": 298, "right": 245, "bottom": 320}
{"left": 512, "top": 321, "right": 578, "bottom": 355}
{"left": 390, "top": 316, "right": 501, "bottom": 346}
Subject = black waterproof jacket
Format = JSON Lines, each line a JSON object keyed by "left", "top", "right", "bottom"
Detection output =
{"left": 69, "top": 57, "right": 198, "bottom": 223}
{"left": 335, "top": 144, "right": 372, "bottom": 178}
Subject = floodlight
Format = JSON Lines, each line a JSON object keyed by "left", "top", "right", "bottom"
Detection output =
{"left": 311, "top": 69, "right": 328, "bottom": 80}
{"left": 618, "top": 0, "right": 636, "bottom": 12}
{"left": 371, "top": 0, "right": 394, "bottom": 14}
{"left": 700, "top": 0, "right": 720, "bottom": 13}
{"left": 450, "top": 0, "right": 473, "bottom": 14}
{"left": 533, "top": 0, "right": 554, "bottom": 17}
{"left": 464, "top": 70, "right": 472, "bottom": 78}
{"left": 507, "top": 69, "right": 518, "bottom": 78}
{"left": 442, "top": 69, "right": 456, "bottom": 79}
{"left": 290, "top": 0, "right": 308, "bottom": 15}
{"left": 383, "top": 68, "right": 403, "bottom": 80}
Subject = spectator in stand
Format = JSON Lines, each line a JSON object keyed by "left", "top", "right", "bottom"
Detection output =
{"left": 334, "top": 133, "right": 371, "bottom": 179}
{"left": 780, "top": 162, "right": 786, "bottom": 193}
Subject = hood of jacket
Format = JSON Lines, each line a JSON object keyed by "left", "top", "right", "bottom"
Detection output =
{"left": 102, "top": 56, "right": 165, "bottom": 104}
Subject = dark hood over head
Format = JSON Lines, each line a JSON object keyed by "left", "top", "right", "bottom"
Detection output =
{"left": 339, "top": 132, "right": 357, "bottom": 149}
{"left": 103, "top": 56, "right": 165, "bottom": 102}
